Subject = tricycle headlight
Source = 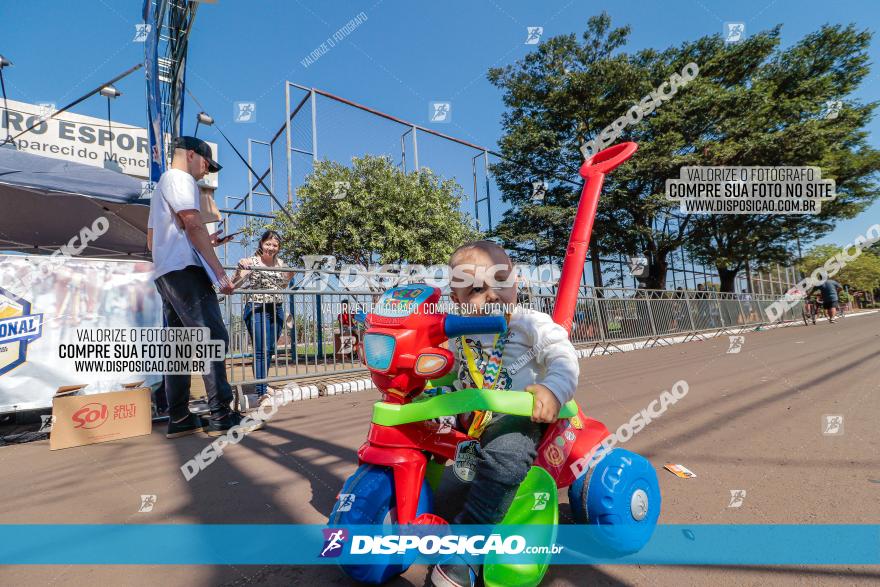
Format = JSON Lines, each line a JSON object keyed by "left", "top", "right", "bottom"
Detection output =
{"left": 363, "top": 333, "right": 395, "bottom": 371}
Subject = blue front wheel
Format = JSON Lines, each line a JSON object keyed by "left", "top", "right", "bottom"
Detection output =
{"left": 568, "top": 448, "right": 660, "bottom": 556}
{"left": 328, "top": 464, "right": 433, "bottom": 584}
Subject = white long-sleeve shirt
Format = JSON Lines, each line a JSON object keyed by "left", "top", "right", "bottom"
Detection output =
{"left": 450, "top": 306, "right": 580, "bottom": 406}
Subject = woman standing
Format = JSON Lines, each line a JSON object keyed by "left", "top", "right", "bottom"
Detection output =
{"left": 233, "top": 230, "right": 295, "bottom": 405}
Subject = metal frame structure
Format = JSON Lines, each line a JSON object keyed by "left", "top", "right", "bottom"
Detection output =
{"left": 230, "top": 82, "right": 497, "bottom": 228}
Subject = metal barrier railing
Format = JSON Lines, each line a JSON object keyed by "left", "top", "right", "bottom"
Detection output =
{"left": 221, "top": 269, "right": 807, "bottom": 391}
{"left": 225, "top": 288, "right": 372, "bottom": 389}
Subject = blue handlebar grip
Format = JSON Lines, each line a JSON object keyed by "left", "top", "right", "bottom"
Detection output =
{"left": 354, "top": 311, "right": 367, "bottom": 324}
{"left": 444, "top": 314, "right": 508, "bottom": 338}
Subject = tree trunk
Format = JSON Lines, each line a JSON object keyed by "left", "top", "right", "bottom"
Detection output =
{"left": 644, "top": 253, "right": 669, "bottom": 290}
{"left": 589, "top": 242, "right": 603, "bottom": 294}
{"left": 744, "top": 258, "right": 753, "bottom": 293}
{"left": 717, "top": 266, "right": 739, "bottom": 292}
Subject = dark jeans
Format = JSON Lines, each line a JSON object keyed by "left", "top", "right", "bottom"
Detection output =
{"left": 153, "top": 265, "right": 233, "bottom": 421}
{"left": 438, "top": 414, "right": 547, "bottom": 525}
{"left": 151, "top": 299, "right": 169, "bottom": 415}
{"left": 243, "top": 302, "right": 285, "bottom": 395}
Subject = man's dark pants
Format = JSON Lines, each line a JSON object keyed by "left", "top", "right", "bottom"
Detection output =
{"left": 154, "top": 265, "right": 233, "bottom": 421}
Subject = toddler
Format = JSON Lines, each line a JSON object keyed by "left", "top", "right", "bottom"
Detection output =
{"left": 431, "top": 240, "right": 579, "bottom": 587}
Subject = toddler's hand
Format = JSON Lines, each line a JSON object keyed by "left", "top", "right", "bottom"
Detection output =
{"left": 525, "top": 384, "right": 561, "bottom": 423}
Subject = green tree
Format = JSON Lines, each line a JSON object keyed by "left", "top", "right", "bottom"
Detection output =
{"left": 488, "top": 14, "right": 880, "bottom": 291}
{"left": 487, "top": 13, "right": 641, "bottom": 283}
{"left": 261, "top": 156, "right": 478, "bottom": 267}
{"left": 798, "top": 243, "right": 880, "bottom": 292}
{"left": 683, "top": 24, "right": 880, "bottom": 291}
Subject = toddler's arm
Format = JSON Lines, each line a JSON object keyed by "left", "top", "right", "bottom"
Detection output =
{"left": 529, "top": 312, "right": 580, "bottom": 406}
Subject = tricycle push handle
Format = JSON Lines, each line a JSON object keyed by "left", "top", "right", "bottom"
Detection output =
{"left": 443, "top": 314, "right": 507, "bottom": 338}
{"left": 580, "top": 141, "right": 638, "bottom": 176}
{"left": 552, "top": 142, "right": 638, "bottom": 332}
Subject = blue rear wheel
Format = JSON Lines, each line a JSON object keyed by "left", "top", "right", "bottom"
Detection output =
{"left": 329, "top": 464, "right": 433, "bottom": 584}
{"left": 568, "top": 448, "right": 660, "bottom": 556}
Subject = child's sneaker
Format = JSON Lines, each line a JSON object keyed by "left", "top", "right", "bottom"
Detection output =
{"left": 430, "top": 555, "right": 478, "bottom": 587}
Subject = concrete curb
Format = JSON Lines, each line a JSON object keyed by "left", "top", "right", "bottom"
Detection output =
{"left": 295, "top": 378, "right": 375, "bottom": 398}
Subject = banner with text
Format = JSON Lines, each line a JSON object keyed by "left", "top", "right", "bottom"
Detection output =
{"left": 0, "top": 254, "right": 162, "bottom": 413}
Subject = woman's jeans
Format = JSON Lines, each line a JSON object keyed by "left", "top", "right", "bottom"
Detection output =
{"left": 243, "top": 302, "right": 285, "bottom": 395}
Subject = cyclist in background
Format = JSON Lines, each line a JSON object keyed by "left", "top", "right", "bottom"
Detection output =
{"left": 810, "top": 279, "right": 843, "bottom": 324}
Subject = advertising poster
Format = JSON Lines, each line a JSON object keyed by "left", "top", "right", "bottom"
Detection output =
{"left": 0, "top": 255, "right": 162, "bottom": 413}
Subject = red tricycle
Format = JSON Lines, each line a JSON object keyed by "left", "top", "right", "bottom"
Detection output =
{"left": 329, "top": 143, "right": 661, "bottom": 586}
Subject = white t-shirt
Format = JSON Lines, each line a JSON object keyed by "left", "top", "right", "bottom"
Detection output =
{"left": 148, "top": 168, "right": 200, "bottom": 279}
{"left": 450, "top": 306, "right": 580, "bottom": 407}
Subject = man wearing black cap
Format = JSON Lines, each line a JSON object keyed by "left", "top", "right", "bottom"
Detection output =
{"left": 149, "top": 136, "right": 262, "bottom": 438}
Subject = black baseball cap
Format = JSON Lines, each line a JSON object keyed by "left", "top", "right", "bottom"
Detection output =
{"left": 172, "top": 135, "right": 221, "bottom": 173}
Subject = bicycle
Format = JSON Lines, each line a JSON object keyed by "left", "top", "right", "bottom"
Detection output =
{"left": 802, "top": 298, "right": 818, "bottom": 325}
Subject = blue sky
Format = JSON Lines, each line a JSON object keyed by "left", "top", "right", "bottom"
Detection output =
{"left": 2, "top": 0, "right": 879, "bottom": 255}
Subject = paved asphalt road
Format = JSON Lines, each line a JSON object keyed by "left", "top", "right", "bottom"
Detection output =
{"left": 1, "top": 313, "right": 878, "bottom": 586}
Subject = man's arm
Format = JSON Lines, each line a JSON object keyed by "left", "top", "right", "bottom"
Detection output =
{"left": 177, "top": 209, "right": 234, "bottom": 294}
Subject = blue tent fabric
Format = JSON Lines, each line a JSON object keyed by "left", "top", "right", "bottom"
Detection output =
{"left": 0, "top": 148, "right": 151, "bottom": 258}
{"left": 0, "top": 147, "right": 144, "bottom": 202}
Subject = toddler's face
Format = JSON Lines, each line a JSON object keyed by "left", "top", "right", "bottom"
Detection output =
{"left": 449, "top": 247, "right": 518, "bottom": 316}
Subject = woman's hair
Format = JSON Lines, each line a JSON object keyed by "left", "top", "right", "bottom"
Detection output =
{"left": 256, "top": 230, "right": 283, "bottom": 257}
